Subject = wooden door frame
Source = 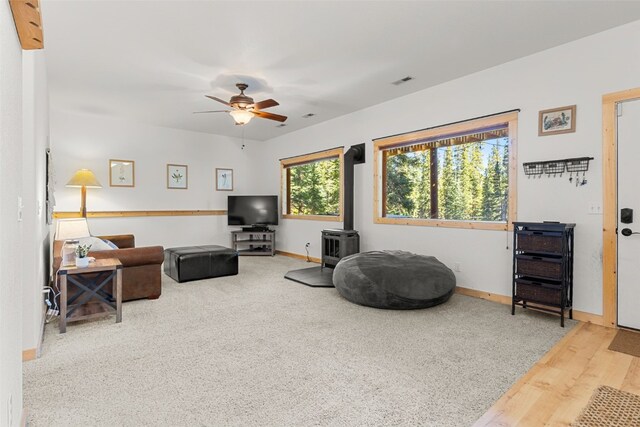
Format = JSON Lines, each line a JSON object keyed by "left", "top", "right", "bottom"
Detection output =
{"left": 602, "top": 87, "right": 640, "bottom": 328}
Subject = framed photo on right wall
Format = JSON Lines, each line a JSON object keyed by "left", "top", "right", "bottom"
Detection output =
{"left": 538, "top": 105, "right": 576, "bottom": 136}
{"left": 216, "top": 168, "right": 233, "bottom": 191}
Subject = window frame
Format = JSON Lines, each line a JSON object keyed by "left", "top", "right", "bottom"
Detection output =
{"left": 373, "top": 112, "right": 518, "bottom": 231}
{"left": 280, "top": 147, "right": 344, "bottom": 222}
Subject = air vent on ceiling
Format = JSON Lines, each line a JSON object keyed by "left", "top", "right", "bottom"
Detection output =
{"left": 302, "top": 113, "right": 316, "bottom": 118}
{"left": 276, "top": 123, "right": 287, "bottom": 128}
{"left": 392, "top": 76, "right": 414, "bottom": 86}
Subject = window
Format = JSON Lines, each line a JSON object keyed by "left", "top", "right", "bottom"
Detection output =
{"left": 374, "top": 112, "right": 517, "bottom": 230}
{"left": 281, "top": 147, "right": 344, "bottom": 221}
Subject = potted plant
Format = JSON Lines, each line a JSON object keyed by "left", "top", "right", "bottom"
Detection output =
{"left": 75, "top": 244, "right": 92, "bottom": 267}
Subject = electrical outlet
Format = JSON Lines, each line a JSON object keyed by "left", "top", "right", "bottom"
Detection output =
{"left": 454, "top": 262, "right": 462, "bottom": 272}
{"left": 305, "top": 242, "right": 310, "bottom": 248}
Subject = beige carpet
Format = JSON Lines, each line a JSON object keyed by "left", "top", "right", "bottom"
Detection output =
{"left": 24, "top": 256, "right": 573, "bottom": 426}
{"left": 572, "top": 386, "right": 640, "bottom": 427}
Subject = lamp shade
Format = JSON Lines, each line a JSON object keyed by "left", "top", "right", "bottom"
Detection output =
{"left": 66, "top": 169, "right": 102, "bottom": 188}
{"left": 55, "top": 218, "right": 91, "bottom": 240}
{"left": 230, "top": 109, "right": 254, "bottom": 125}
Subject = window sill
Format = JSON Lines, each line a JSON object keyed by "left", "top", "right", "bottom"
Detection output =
{"left": 374, "top": 216, "right": 511, "bottom": 231}
{"left": 282, "top": 214, "right": 343, "bottom": 222}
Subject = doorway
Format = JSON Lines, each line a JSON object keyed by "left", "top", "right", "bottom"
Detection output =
{"left": 602, "top": 87, "right": 640, "bottom": 328}
{"left": 617, "top": 99, "right": 640, "bottom": 330}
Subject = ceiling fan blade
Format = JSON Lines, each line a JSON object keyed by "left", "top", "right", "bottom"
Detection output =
{"left": 252, "top": 110, "right": 288, "bottom": 122}
{"left": 205, "top": 95, "right": 231, "bottom": 106}
{"left": 193, "top": 110, "right": 230, "bottom": 114}
{"left": 252, "top": 99, "right": 279, "bottom": 110}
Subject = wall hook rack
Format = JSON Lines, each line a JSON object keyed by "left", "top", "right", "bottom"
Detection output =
{"left": 523, "top": 157, "right": 594, "bottom": 185}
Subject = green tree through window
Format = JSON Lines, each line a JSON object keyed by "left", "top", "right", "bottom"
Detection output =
{"left": 383, "top": 128, "right": 510, "bottom": 222}
{"left": 281, "top": 148, "right": 343, "bottom": 218}
{"left": 288, "top": 158, "right": 340, "bottom": 216}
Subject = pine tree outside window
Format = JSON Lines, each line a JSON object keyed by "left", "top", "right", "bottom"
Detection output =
{"left": 374, "top": 112, "right": 518, "bottom": 230}
{"left": 280, "top": 147, "right": 344, "bottom": 221}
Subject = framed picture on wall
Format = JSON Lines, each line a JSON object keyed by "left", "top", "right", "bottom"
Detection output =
{"left": 167, "top": 164, "right": 188, "bottom": 189}
{"left": 216, "top": 168, "right": 233, "bottom": 191}
{"left": 109, "top": 159, "right": 135, "bottom": 187}
{"left": 538, "top": 105, "right": 576, "bottom": 136}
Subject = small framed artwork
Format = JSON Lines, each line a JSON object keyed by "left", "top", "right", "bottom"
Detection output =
{"left": 167, "top": 164, "right": 188, "bottom": 189}
{"left": 109, "top": 159, "right": 135, "bottom": 187}
{"left": 216, "top": 168, "right": 233, "bottom": 191}
{"left": 538, "top": 105, "right": 576, "bottom": 136}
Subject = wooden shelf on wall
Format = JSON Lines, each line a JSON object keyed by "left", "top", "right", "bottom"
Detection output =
{"left": 53, "top": 210, "right": 227, "bottom": 219}
{"left": 9, "top": 0, "right": 44, "bottom": 50}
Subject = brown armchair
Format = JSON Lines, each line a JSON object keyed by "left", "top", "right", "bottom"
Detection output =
{"left": 53, "top": 234, "right": 164, "bottom": 301}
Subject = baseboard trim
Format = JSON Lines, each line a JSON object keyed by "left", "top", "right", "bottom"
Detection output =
{"left": 275, "top": 250, "right": 321, "bottom": 264}
{"left": 455, "top": 286, "right": 604, "bottom": 325}
{"left": 22, "top": 348, "right": 36, "bottom": 362}
{"left": 455, "top": 286, "right": 512, "bottom": 305}
{"left": 572, "top": 310, "right": 604, "bottom": 325}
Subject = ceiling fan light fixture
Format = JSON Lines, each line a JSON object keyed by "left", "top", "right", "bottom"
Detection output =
{"left": 230, "top": 109, "right": 254, "bottom": 125}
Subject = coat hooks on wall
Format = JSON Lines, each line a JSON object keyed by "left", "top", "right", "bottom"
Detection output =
{"left": 523, "top": 157, "right": 594, "bottom": 186}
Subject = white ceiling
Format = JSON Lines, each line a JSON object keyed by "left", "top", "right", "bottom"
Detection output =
{"left": 42, "top": 1, "right": 640, "bottom": 141}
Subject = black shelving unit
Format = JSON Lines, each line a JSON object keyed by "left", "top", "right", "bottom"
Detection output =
{"left": 231, "top": 230, "right": 276, "bottom": 256}
{"left": 512, "top": 222, "right": 575, "bottom": 327}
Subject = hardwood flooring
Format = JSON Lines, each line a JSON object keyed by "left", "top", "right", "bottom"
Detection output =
{"left": 474, "top": 322, "right": 640, "bottom": 426}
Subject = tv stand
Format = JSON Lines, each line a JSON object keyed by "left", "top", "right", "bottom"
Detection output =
{"left": 242, "top": 226, "right": 272, "bottom": 232}
{"left": 231, "top": 230, "right": 275, "bottom": 256}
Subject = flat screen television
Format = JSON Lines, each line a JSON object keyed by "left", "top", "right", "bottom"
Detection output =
{"left": 228, "top": 195, "right": 279, "bottom": 229}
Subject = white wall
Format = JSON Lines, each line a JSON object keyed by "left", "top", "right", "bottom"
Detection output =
{"left": 252, "top": 20, "right": 640, "bottom": 316}
{"left": 22, "top": 50, "right": 50, "bottom": 354}
{"left": 51, "top": 111, "right": 263, "bottom": 248}
{"left": 0, "top": 2, "right": 24, "bottom": 426}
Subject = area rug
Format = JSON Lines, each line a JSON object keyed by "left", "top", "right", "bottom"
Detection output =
{"left": 572, "top": 386, "right": 640, "bottom": 427}
{"left": 24, "top": 256, "right": 573, "bottom": 427}
{"left": 608, "top": 329, "right": 640, "bottom": 357}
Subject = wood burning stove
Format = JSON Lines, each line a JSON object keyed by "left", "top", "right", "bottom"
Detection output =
{"left": 321, "top": 229, "right": 360, "bottom": 269}
{"left": 321, "top": 143, "right": 365, "bottom": 269}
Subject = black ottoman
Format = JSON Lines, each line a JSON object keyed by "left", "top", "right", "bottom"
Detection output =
{"left": 164, "top": 245, "right": 238, "bottom": 283}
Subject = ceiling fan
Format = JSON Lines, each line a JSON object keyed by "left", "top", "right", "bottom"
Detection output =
{"left": 194, "top": 83, "right": 287, "bottom": 125}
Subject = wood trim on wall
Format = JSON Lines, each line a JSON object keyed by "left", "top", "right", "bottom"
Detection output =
{"left": 373, "top": 217, "right": 509, "bottom": 230}
{"left": 280, "top": 147, "right": 345, "bottom": 222}
{"left": 53, "top": 210, "right": 226, "bottom": 219}
{"left": 275, "top": 250, "right": 321, "bottom": 264}
{"left": 602, "top": 87, "right": 640, "bottom": 328}
{"left": 455, "top": 286, "right": 603, "bottom": 325}
{"left": 373, "top": 111, "right": 518, "bottom": 231}
{"left": 9, "top": 0, "right": 44, "bottom": 50}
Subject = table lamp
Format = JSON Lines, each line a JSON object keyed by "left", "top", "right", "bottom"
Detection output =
{"left": 66, "top": 169, "right": 102, "bottom": 217}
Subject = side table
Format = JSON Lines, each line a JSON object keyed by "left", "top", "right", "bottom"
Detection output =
{"left": 58, "top": 258, "right": 123, "bottom": 333}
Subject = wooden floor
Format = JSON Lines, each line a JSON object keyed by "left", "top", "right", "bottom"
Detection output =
{"left": 474, "top": 322, "right": 640, "bottom": 426}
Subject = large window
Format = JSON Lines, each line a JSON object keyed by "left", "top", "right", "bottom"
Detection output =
{"left": 281, "top": 147, "right": 344, "bottom": 221}
{"left": 374, "top": 112, "right": 517, "bottom": 230}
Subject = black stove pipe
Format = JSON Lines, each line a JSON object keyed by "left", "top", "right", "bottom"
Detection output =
{"left": 343, "top": 143, "right": 365, "bottom": 231}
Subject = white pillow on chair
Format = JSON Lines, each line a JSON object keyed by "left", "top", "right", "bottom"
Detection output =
{"left": 77, "top": 236, "right": 115, "bottom": 252}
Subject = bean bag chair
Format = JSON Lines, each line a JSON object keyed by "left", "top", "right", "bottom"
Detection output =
{"left": 333, "top": 250, "right": 456, "bottom": 309}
